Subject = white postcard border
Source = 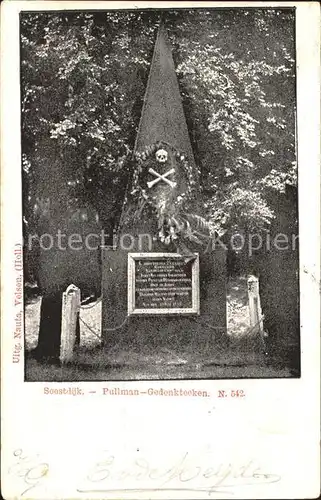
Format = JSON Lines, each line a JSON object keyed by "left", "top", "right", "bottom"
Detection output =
{"left": 1, "top": 2, "right": 320, "bottom": 499}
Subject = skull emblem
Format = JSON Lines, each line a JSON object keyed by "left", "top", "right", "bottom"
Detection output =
{"left": 155, "top": 149, "right": 168, "bottom": 164}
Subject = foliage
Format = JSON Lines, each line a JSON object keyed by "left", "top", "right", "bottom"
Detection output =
{"left": 21, "top": 8, "right": 296, "bottom": 237}
{"left": 167, "top": 8, "right": 296, "bottom": 234}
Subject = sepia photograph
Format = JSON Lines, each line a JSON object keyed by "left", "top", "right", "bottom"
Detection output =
{"left": 21, "top": 7, "right": 300, "bottom": 382}
{"left": 2, "top": 2, "right": 320, "bottom": 499}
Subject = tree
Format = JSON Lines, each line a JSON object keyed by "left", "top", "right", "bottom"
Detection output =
{"left": 21, "top": 8, "right": 296, "bottom": 237}
{"left": 167, "top": 8, "right": 296, "bottom": 236}
{"left": 21, "top": 11, "right": 159, "bottom": 232}
{"left": 20, "top": 8, "right": 296, "bottom": 360}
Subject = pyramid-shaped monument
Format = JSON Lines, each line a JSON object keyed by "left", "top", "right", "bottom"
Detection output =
{"left": 134, "top": 24, "right": 197, "bottom": 175}
{"left": 102, "top": 22, "right": 227, "bottom": 354}
{"left": 119, "top": 23, "right": 201, "bottom": 245}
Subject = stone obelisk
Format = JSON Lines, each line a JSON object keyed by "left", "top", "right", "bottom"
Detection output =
{"left": 101, "top": 23, "right": 227, "bottom": 357}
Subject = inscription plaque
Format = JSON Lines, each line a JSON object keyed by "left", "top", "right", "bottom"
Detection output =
{"left": 128, "top": 253, "right": 200, "bottom": 315}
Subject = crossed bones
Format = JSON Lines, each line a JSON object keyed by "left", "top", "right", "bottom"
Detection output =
{"left": 147, "top": 168, "right": 177, "bottom": 189}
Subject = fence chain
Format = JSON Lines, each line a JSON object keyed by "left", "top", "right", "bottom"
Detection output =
{"left": 79, "top": 315, "right": 129, "bottom": 339}
{"left": 191, "top": 315, "right": 268, "bottom": 355}
{"left": 80, "top": 296, "right": 102, "bottom": 309}
{"left": 79, "top": 316, "right": 101, "bottom": 340}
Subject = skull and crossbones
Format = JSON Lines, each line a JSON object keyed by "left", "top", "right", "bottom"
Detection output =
{"left": 155, "top": 149, "right": 168, "bottom": 163}
{"left": 147, "top": 149, "right": 177, "bottom": 189}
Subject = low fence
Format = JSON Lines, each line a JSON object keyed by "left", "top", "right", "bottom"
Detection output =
{"left": 60, "top": 284, "right": 81, "bottom": 364}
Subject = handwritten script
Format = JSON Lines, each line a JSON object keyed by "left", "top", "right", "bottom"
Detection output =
{"left": 8, "top": 449, "right": 49, "bottom": 497}
{"left": 8, "top": 449, "right": 281, "bottom": 496}
{"left": 77, "top": 451, "right": 281, "bottom": 495}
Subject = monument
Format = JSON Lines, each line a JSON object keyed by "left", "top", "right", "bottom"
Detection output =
{"left": 101, "top": 24, "right": 227, "bottom": 358}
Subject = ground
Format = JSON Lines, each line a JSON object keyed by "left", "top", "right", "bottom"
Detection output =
{"left": 24, "top": 276, "right": 292, "bottom": 381}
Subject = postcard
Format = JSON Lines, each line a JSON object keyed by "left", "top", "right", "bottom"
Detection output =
{"left": 1, "top": 1, "right": 320, "bottom": 498}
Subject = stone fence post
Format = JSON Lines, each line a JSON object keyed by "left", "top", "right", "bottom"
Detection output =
{"left": 60, "top": 284, "right": 81, "bottom": 364}
{"left": 247, "top": 275, "right": 263, "bottom": 335}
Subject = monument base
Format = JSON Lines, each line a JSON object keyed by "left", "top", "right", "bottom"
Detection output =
{"left": 101, "top": 244, "right": 227, "bottom": 358}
